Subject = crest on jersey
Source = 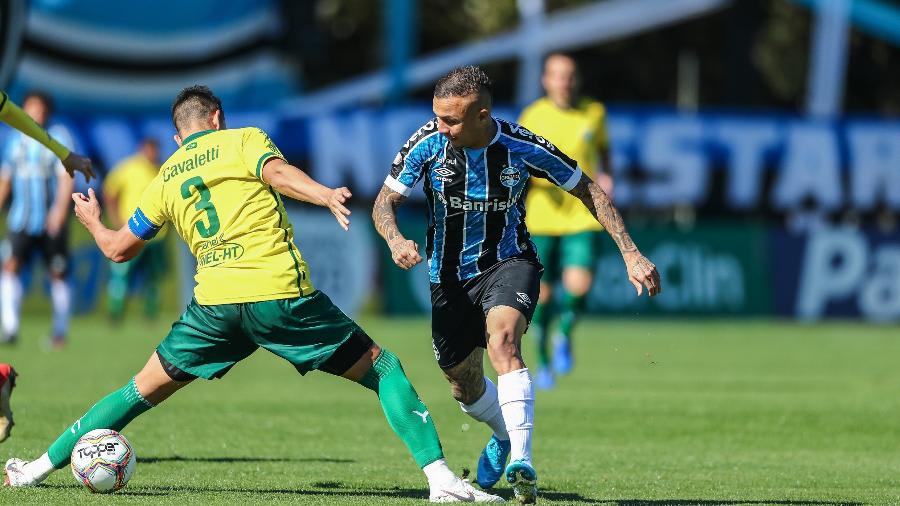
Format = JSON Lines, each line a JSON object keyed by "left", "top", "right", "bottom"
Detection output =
{"left": 500, "top": 165, "right": 521, "bottom": 188}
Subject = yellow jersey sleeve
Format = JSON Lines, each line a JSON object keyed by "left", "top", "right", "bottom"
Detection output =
{"left": 241, "top": 128, "right": 285, "bottom": 179}
{"left": 129, "top": 176, "right": 166, "bottom": 240}
{"left": 593, "top": 102, "right": 610, "bottom": 152}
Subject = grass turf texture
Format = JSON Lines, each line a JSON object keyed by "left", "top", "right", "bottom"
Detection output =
{"left": 0, "top": 314, "right": 897, "bottom": 505}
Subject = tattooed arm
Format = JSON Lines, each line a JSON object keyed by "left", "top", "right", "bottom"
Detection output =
{"left": 373, "top": 184, "right": 422, "bottom": 270}
{"left": 569, "top": 174, "right": 661, "bottom": 296}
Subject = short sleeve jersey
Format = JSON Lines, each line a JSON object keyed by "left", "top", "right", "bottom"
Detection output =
{"left": 385, "top": 117, "right": 583, "bottom": 283}
{"left": 130, "top": 128, "right": 314, "bottom": 304}
{"left": 519, "top": 97, "right": 608, "bottom": 235}
{"left": 0, "top": 125, "right": 70, "bottom": 234}
{"left": 103, "top": 153, "right": 162, "bottom": 233}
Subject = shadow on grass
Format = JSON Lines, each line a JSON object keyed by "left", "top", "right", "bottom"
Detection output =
{"left": 139, "top": 455, "right": 355, "bottom": 464}
{"left": 40, "top": 483, "right": 863, "bottom": 505}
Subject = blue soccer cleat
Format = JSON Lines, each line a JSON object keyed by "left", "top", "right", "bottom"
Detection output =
{"left": 505, "top": 460, "right": 537, "bottom": 504}
{"left": 552, "top": 336, "right": 573, "bottom": 375}
{"left": 534, "top": 367, "right": 554, "bottom": 390}
{"left": 476, "top": 435, "right": 511, "bottom": 489}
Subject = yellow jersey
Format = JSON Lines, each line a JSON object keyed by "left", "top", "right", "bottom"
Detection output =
{"left": 519, "top": 97, "right": 608, "bottom": 236}
{"left": 104, "top": 153, "right": 161, "bottom": 229}
{"left": 130, "top": 128, "right": 314, "bottom": 304}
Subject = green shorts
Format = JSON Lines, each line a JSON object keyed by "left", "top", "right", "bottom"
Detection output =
{"left": 531, "top": 231, "right": 600, "bottom": 281}
{"left": 156, "top": 291, "right": 372, "bottom": 380}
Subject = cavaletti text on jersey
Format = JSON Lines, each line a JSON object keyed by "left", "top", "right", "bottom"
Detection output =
{"left": 162, "top": 146, "right": 220, "bottom": 182}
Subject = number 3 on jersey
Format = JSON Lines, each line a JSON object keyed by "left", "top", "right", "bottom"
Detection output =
{"left": 181, "top": 176, "right": 220, "bottom": 238}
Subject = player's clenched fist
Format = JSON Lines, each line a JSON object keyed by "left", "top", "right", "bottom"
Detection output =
{"left": 623, "top": 251, "right": 661, "bottom": 297}
{"left": 71, "top": 188, "right": 101, "bottom": 227}
{"left": 389, "top": 238, "right": 422, "bottom": 270}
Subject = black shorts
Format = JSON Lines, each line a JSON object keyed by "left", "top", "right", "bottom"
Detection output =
{"left": 431, "top": 257, "right": 542, "bottom": 370}
{"left": 2, "top": 230, "right": 69, "bottom": 275}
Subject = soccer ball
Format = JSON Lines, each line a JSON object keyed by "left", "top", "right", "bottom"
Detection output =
{"left": 70, "top": 429, "right": 136, "bottom": 493}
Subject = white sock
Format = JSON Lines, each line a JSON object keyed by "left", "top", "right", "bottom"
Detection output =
{"left": 422, "top": 458, "right": 456, "bottom": 489}
{"left": 0, "top": 271, "right": 21, "bottom": 336}
{"left": 23, "top": 453, "right": 55, "bottom": 483}
{"left": 497, "top": 368, "right": 534, "bottom": 466}
{"left": 50, "top": 279, "right": 70, "bottom": 337}
{"left": 459, "top": 377, "right": 509, "bottom": 441}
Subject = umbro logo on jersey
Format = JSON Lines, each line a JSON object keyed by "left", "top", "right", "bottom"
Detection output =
{"left": 434, "top": 167, "right": 455, "bottom": 183}
{"left": 516, "top": 292, "right": 532, "bottom": 307}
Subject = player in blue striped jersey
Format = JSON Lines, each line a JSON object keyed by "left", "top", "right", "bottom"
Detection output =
{"left": 374, "top": 66, "right": 661, "bottom": 504}
{"left": 0, "top": 92, "right": 76, "bottom": 348}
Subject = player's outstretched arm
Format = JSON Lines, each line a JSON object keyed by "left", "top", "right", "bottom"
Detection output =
{"left": 71, "top": 188, "right": 145, "bottom": 263}
{"left": 0, "top": 92, "right": 95, "bottom": 181}
{"left": 372, "top": 185, "right": 421, "bottom": 270}
{"left": 568, "top": 174, "right": 661, "bottom": 296}
{"left": 261, "top": 157, "right": 351, "bottom": 231}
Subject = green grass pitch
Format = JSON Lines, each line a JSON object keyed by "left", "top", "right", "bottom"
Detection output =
{"left": 0, "top": 314, "right": 898, "bottom": 505}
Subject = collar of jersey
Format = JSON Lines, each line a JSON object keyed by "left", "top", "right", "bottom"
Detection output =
{"left": 463, "top": 119, "right": 501, "bottom": 152}
{"left": 181, "top": 129, "right": 216, "bottom": 145}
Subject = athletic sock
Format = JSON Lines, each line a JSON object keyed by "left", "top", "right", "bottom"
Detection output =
{"left": 531, "top": 301, "right": 552, "bottom": 368}
{"left": 0, "top": 271, "right": 21, "bottom": 336}
{"left": 558, "top": 291, "right": 586, "bottom": 343}
{"left": 459, "top": 376, "right": 509, "bottom": 440}
{"left": 359, "top": 349, "right": 444, "bottom": 468}
{"left": 422, "top": 458, "right": 457, "bottom": 489}
{"left": 50, "top": 279, "right": 70, "bottom": 337}
{"left": 107, "top": 263, "right": 128, "bottom": 320}
{"left": 45, "top": 377, "right": 154, "bottom": 468}
{"left": 497, "top": 368, "right": 534, "bottom": 466}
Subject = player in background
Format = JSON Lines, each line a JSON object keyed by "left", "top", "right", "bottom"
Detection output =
{"left": 3, "top": 85, "right": 502, "bottom": 503}
{"left": 0, "top": 91, "right": 93, "bottom": 182}
{"left": 0, "top": 91, "right": 78, "bottom": 348}
{"left": 518, "top": 54, "right": 614, "bottom": 389}
{"left": 103, "top": 139, "right": 165, "bottom": 321}
{"left": 0, "top": 90, "right": 92, "bottom": 438}
{"left": 374, "top": 66, "right": 660, "bottom": 504}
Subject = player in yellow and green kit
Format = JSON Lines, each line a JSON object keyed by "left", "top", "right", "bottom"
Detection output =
{"left": 519, "top": 54, "right": 614, "bottom": 389}
{"left": 3, "top": 86, "right": 501, "bottom": 503}
{"left": 102, "top": 138, "right": 166, "bottom": 321}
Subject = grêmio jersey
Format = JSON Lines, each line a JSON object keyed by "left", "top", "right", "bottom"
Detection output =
{"left": 385, "top": 117, "right": 583, "bottom": 283}
{"left": 129, "top": 128, "right": 315, "bottom": 305}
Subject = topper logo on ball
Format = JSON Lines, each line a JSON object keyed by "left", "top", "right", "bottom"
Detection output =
{"left": 77, "top": 442, "right": 121, "bottom": 459}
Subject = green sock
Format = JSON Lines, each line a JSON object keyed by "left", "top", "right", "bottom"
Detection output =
{"left": 558, "top": 292, "right": 587, "bottom": 343}
{"left": 359, "top": 349, "right": 444, "bottom": 468}
{"left": 531, "top": 301, "right": 553, "bottom": 368}
{"left": 47, "top": 377, "right": 154, "bottom": 468}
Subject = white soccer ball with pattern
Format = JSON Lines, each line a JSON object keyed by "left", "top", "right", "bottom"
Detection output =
{"left": 70, "top": 429, "right": 136, "bottom": 493}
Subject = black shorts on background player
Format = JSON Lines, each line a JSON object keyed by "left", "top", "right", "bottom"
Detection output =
{"left": 431, "top": 257, "right": 542, "bottom": 369}
{"left": 3, "top": 230, "right": 69, "bottom": 275}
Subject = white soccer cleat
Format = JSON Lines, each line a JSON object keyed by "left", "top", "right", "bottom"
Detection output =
{"left": 3, "top": 458, "right": 40, "bottom": 487}
{"left": 430, "top": 476, "right": 505, "bottom": 503}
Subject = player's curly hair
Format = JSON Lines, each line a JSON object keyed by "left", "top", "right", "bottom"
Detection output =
{"left": 171, "top": 85, "right": 223, "bottom": 134}
{"left": 434, "top": 66, "right": 493, "bottom": 102}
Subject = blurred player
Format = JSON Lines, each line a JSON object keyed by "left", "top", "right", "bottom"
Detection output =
{"left": 374, "top": 66, "right": 660, "bottom": 503}
{"left": 0, "top": 363, "right": 15, "bottom": 443}
{"left": 102, "top": 139, "right": 165, "bottom": 321}
{"left": 4, "top": 86, "right": 502, "bottom": 503}
{"left": 0, "top": 91, "right": 94, "bottom": 181}
{"left": 0, "top": 91, "right": 77, "bottom": 348}
{"left": 518, "top": 54, "right": 614, "bottom": 389}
